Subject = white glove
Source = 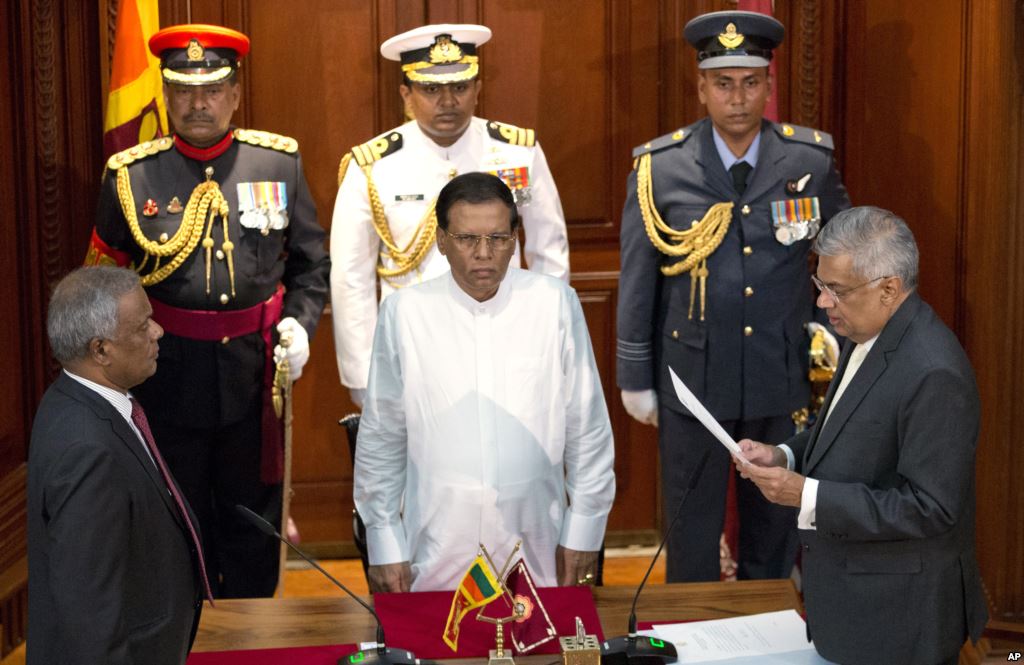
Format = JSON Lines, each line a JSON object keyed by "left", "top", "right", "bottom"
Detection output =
{"left": 349, "top": 388, "right": 366, "bottom": 408}
{"left": 274, "top": 317, "right": 310, "bottom": 382}
{"left": 807, "top": 321, "right": 840, "bottom": 368}
{"left": 621, "top": 389, "right": 658, "bottom": 427}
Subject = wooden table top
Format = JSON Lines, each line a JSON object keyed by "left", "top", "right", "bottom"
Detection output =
{"left": 193, "top": 580, "right": 803, "bottom": 655}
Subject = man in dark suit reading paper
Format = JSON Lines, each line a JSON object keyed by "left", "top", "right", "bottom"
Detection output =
{"left": 736, "top": 206, "right": 987, "bottom": 665}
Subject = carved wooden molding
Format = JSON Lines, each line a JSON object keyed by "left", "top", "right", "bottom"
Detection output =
{"left": 107, "top": 0, "right": 117, "bottom": 72}
{"left": 33, "top": 0, "right": 63, "bottom": 290}
{"left": 795, "top": 0, "right": 821, "bottom": 127}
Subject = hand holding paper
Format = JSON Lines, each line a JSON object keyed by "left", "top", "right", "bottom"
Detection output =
{"left": 668, "top": 366, "right": 749, "bottom": 465}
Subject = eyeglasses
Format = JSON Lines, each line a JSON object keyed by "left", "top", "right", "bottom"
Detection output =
{"left": 811, "top": 274, "right": 890, "bottom": 302}
{"left": 445, "top": 232, "right": 516, "bottom": 251}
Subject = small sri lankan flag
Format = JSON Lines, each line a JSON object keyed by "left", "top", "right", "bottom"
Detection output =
{"left": 442, "top": 555, "right": 503, "bottom": 651}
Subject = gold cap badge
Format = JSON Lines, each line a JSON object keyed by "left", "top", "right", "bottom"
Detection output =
{"left": 428, "top": 35, "right": 463, "bottom": 65}
{"left": 186, "top": 38, "right": 205, "bottom": 62}
{"left": 717, "top": 23, "right": 745, "bottom": 49}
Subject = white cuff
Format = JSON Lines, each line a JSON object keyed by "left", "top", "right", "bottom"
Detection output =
{"left": 365, "top": 524, "right": 409, "bottom": 566}
{"left": 778, "top": 443, "right": 796, "bottom": 471}
{"left": 558, "top": 507, "right": 609, "bottom": 552}
{"left": 797, "top": 477, "right": 819, "bottom": 530}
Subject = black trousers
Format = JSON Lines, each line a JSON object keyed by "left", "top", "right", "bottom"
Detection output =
{"left": 658, "top": 407, "right": 799, "bottom": 582}
{"left": 146, "top": 401, "right": 281, "bottom": 598}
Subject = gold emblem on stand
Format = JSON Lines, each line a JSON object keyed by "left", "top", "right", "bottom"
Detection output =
{"left": 718, "top": 22, "right": 745, "bottom": 49}
{"left": 186, "top": 38, "right": 205, "bottom": 62}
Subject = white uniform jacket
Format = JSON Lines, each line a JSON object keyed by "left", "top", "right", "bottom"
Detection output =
{"left": 330, "top": 118, "right": 570, "bottom": 390}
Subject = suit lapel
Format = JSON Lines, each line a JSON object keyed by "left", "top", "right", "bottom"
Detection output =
{"left": 742, "top": 122, "right": 784, "bottom": 203}
{"left": 800, "top": 342, "right": 852, "bottom": 468}
{"left": 803, "top": 295, "right": 924, "bottom": 473}
{"left": 55, "top": 373, "right": 185, "bottom": 529}
{"left": 805, "top": 345, "right": 888, "bottom": 473}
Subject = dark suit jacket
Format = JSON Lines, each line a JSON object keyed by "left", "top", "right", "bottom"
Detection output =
{"left": 27, "top": 372, "right": 202, "bottom": 665}
{"left": 617, "top": 117, "right": 850, "bottom": 421}
{"left": 787, "top": 294, "right": 987, "bottom": 664}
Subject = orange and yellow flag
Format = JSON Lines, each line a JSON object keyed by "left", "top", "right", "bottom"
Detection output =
{"left": 103, "top": 0, "right": 166, "bottom": 157}
{"left": 442, "top": 556, "right": 503, "bottom": 651}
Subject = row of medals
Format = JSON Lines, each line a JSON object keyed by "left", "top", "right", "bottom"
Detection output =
{"left": 775, "top": 217, "right": 820, "bottom": 246}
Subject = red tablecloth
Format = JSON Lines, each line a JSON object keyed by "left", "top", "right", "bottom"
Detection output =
{"left": 374, "top": 586, "right": 604, "bottom": 658}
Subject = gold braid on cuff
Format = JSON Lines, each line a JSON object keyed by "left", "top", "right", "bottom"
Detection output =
{"left": 636, "top": 152, "right": 733, "bottom": 321}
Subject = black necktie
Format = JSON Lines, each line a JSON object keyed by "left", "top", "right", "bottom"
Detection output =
{"left": 730, "top": 161, "right": 753, "bottom": 195}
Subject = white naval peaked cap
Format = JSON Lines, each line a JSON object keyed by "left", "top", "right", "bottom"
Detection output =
{"left": 381, "top": 24, "right": 492, "bottom": 83}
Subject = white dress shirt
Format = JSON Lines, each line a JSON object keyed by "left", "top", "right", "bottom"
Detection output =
{"left": 330, "top": 117, "right": 571, "bottom": 391}
{"left": 782, "top": 336, "right": 878, "bottom": 529}
{"left": 353, "top": 269, "right": 615, "bottom": 590}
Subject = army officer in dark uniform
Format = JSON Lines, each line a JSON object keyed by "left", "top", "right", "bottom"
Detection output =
{"left": 87, "top": 24, "right": 329, "bottom": 598}
{"left": 616, "top": 10, "right": 851, "bottom": 583}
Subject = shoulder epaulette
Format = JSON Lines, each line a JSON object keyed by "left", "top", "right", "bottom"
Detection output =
{"left": 632, "top": 127, "right": 693, "bottom": 159}
{"left": 106, "top": 136, "right": 174, "bottom": 171}
{"left": 351, "top": 130, "right": 404, "bottom": 167}
{"left": 773, "top": 123, "right": 834, "bottom": 150}
{"left": 487, "top": 120, "right": 536, "bottom": 148}
{"left": 233, "top": 128, "right": 299, "bottom": 154}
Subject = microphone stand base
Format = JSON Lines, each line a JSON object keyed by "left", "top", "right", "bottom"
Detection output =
{"left": 599, "top": 635, "right": 678, "bottom": 665}
{"left": 337, "top": 647, "right": 430, "bottom": 665}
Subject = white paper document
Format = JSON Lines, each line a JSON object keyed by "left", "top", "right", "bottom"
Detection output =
{"left": 643, "top": 610, "right": 830, "bottom": 664}
{"left": 668, "top": 366, "right": 748, "bottom": 464}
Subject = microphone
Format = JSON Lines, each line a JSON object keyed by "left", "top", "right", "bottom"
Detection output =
{"left": 235, "top": 504, "right": 434, "bottom": 665}
{"left": 599, "top": 448, "right": 712, "bottom": 665}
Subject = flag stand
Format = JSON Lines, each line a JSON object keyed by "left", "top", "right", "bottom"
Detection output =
{"left": 476, "top": 542, "right": 524, "bottom": 665}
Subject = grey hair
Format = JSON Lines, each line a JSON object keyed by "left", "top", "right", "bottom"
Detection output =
{"left": 813, "top": 206, "right": 919, "bottom": 290}
{"left": 47, "top": 267, "right": 141, "bottom": 364}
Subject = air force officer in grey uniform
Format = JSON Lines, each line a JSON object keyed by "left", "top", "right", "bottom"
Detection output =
{"left": 616, "top": 10, "right": 851, "bottom": 583}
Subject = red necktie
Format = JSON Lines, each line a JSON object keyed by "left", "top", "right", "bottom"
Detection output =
{"left": 130, "top": 398, "right": 215, "bottom": 602}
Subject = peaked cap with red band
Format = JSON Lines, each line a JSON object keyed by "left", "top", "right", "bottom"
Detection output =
{"left": 149, "top": 24, "right": 250, "bottom": 85}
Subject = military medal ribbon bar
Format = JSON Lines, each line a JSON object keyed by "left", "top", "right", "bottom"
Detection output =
{"left": 770, "top": 196, "right": 821, "bottom": 245}
{"left": 489, "top": 166, "right": 532, "bottom": 206}
{"left": 237, "top": 181, "right": 290, "bottom": 232}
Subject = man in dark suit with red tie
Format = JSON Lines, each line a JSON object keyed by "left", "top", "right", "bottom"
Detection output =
{"left": 736, "top": 207, "right": 987, "bottom": 664}
{"left": 27, "top": 267, "right": 211, "bottom": 665}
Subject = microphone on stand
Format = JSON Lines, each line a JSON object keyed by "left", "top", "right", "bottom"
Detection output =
{"left": 235, "top": 504, "right": 435, "bottom": 665}
{"left": 599, "top": 448, "right": 712, "bottom": 665}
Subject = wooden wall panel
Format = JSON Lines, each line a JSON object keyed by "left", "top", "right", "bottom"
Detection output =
{"left": 961, "top": 0, "right": 1024, "bottom": 626}
{"left": 0, "top": 4, "right": 30, "bottom": 482}
{"left": 0, "top": 0, "right": 104, "bottom": 653}
{"left": 838, "top": 2, "right": 965, "bottom": 325}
